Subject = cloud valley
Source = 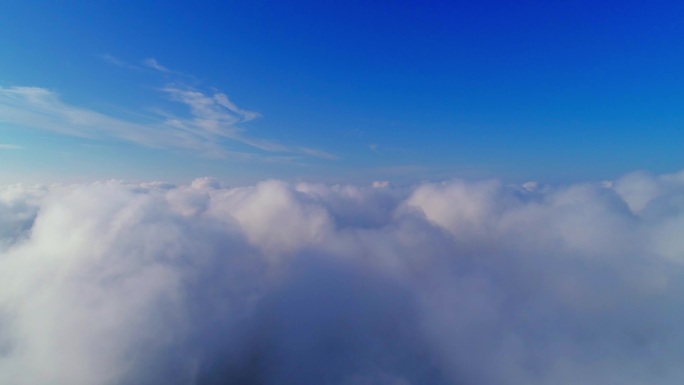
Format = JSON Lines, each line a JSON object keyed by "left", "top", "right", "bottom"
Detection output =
{"left": 2, "top": 171, "right": 684, "bottom": 384}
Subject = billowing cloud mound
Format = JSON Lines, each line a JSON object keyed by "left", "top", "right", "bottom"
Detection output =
{"left": 2, "top": 171, "right": 684, "bottom": 385}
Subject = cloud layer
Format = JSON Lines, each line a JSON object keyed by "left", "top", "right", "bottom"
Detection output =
{"left": 2, "top": 170, "right": 684, "bottom": 384}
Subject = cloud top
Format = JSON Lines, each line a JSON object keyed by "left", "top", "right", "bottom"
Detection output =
{"left": 2, "top": 170, "right": 684, "bottom": 384}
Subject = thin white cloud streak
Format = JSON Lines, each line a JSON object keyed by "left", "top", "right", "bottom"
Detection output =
{"left": 0, "top": 86, "right": 226, "bottom": 156}
{"left": 0, "top": 144, "right": 24, "bottom": 150}
{"left": 298, "top": 147, "right": 339, "bottom": 160}
{"left": 99, "top": 53, "right": 141, "bottom": 70}
{"left": 142, "top": 58, "right": 171, "bottom": 73}
{"left": 2, "top": 170, "right": 684, "bottom": 384}
{"left": 0, "top": 85, "right": 335, "bottom": 161}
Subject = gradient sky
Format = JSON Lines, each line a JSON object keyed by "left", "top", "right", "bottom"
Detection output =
{"left": 1, "top": 0, "right": 683, "bottom": 184}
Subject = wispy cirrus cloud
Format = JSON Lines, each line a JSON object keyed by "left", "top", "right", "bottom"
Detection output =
{"left": 142, "top": 58, "right": 171, "bottom": 73}
{"left": 0, "top": 86, "right": 227, "bottom": 155}
{"left": 98, "top": 53, "right": 141, "bottom": 70}
{"left": 102, "top": 54, "right": 193, "bottom": 80}
{"left": 298, "top": 147, "right": 339, "bottom": 160}
{"left": 0, "top": 144, "right": 24, "bottom": 150}
{"left": 0, "top": 73, "right": 335, "bottom": 161}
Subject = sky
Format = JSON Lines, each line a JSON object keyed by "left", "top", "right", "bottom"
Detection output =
{"left": 1, "top": 0, "right": 683, "bottom": 184}
{"left": 4, "top": 3, "right": 684, "bottom": 384}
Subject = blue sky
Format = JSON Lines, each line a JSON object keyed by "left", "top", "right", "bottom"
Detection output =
{"left": 1, "top": 0, "right": 683, "bottom": 184}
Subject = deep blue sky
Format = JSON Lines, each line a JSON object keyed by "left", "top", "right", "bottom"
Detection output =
{"left": 1, "top": 1, "right": 683, "bottom": 184}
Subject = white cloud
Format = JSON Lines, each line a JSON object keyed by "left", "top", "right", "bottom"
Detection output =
{"left": 298, "top": 147, "right": 339, "bottom": 160}
{"left": 0, "top": 85, "right": 335, "bottom": 161}
{"left": 99, "top": 53, "right": 141, "bottom": 70}
{"left": 142, "top": 58, "right": 171, "bottom": 73}
{"left": 0, "top": 144, "right": 23, "bottom": 150}
{"left": 2, "top": 170, "right": 684, "bottom": 384}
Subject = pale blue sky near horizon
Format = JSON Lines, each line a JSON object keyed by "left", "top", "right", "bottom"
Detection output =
{"left": 1, "top": 0, "right": 683, "bottom": 185}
